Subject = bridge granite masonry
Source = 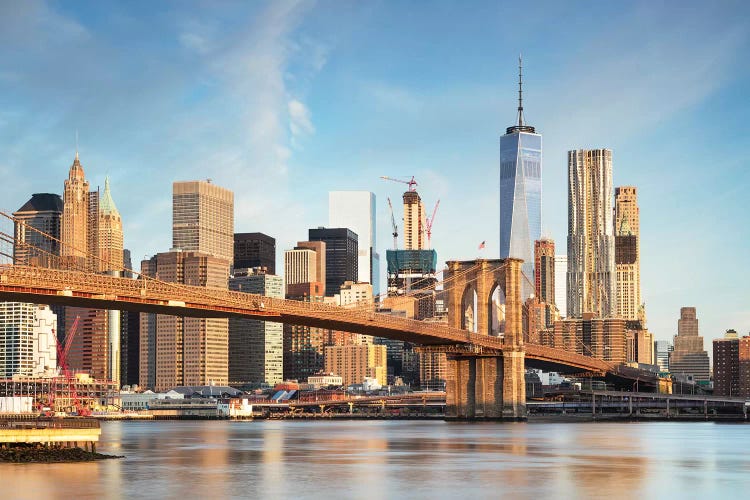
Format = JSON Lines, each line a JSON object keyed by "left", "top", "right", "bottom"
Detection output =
{"left": 0, "top": 256, "right": 640, "bottom": 420}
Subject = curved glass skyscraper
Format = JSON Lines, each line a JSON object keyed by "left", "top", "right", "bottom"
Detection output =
{"left": 499, "top": 57, "right": 542, "bottom": 294}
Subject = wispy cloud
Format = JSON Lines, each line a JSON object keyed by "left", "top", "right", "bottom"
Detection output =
{"left": 288, "top": 99, "right": 315, "bottom": 142}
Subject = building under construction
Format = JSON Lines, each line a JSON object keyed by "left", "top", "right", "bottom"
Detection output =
{"left": 0, "top": 374, "right": 118, "bottom": 414}
{"left": 384, "top": 249, "right": 438, "bottom": 320}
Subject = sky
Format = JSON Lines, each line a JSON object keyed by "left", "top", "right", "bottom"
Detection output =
{"left": 0, "top": 0, "right": 749, "bottom": 346}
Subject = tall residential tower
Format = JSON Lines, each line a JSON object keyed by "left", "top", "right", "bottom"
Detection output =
{"left": 614, "top": 186, "right": 642, "bottom": 322}
{"left": 567, "top": 149, "right": 616, "bottom": 318}
{"left": 499, "top": 56, "right": 542, "bottom": 291}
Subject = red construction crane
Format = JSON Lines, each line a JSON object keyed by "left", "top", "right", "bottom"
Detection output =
{"left": 387, "top": 197, "right": 399, "bottom": 249}
{"left": 380, "top": 175, "right": 418, "bottom": 192}
{"left": 425, "top": 199, "right": 440, "bottom": 248}
{"left": 56, "top": 315, "right": 80, "bottom": 377}
{"left": 50, "top": 315, "right": 90, "bottom": 415}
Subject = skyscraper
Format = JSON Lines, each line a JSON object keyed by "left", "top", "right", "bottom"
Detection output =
{"left": 308, "top": 227, "right": 358, "bottom": 297}
{"left": 499, "top": 57, "right": 542, "bottom": 290}
{"left": 61, "top": 152, "right": 90, "bottom": 270}
{"left": 139, "top": 180, "right": 234, "bottom": 391}
{"left": 173, "top": 180, "right": 234, "bottom": 262}
{"left": 59, "top": 155, "right": 125, "bottom": 383}
{"left": 97, "top": 178, "right": 123, "bottom": 272}
{"left": 229, "top": 269, "right": 284, "bottom": 386}
{"left": 234, "top": 232, "right": 276, "bottom": 274}
{"left": 713, "top": 330, "right": 740, "bottom": 397}
{"left": 284, "top": 247, "right": 319, "bottom": 286}
{"left": 567, "top": 148, "right": 616, "bottom": 318}
{"left": 13, "top": 193, "right": 63, "bottom": 267}
{"left": 550, "top": 316, "right": 626, "bottom": 364}
{"left": 294, "top": 241, "right": 326, "bottom": 293}
{"left": 0, "top": 303, "right": 57, "bottom": 378}
{"left": 739, "top": 337, "right": 750, "bottom": 398}
{"left": 553, "top": 255, "right": 567, "bottom": 319}
{"left": 403, "top": 191, "right": 425, "bottom": 251}
{"left": 384, "top": 249, "right": 438, "bottom": 320}
{"left": 534, "top": 239, "right": 555, "bottom": 327}
{"left": 98, "top": 177, "right": 124, "bottom": 385}
{"left": 669, "top": 307, "right": 710, "bottom": 382}
{"left": 324, "top": 343, "right": 387, "bottom": 387}
{"left": 11, "top": 193, "right": 65, "bottom": 376}
{"left": 140, "top": 250, "right": 230, "bottom": 391}
{"left": 284, "top": 282, "right": 326, "bottom": 382}
{"left": 654, "top": 340, "right": 671, "bottom": 372}
{"left": 329, "top": 191, "right": 380, "bottom": 296}
{"left": 615, "top": 186, "right": 642, "bottom": 322}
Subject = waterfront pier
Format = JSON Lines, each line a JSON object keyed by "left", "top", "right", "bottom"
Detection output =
{"left": 0, "top": 418, "right": 101, "bottom": 452}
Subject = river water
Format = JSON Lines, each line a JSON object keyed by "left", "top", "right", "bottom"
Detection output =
{"left": 2, "top": 420, "right": 749, "bottom": 499}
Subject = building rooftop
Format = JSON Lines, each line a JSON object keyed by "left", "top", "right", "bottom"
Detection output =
{"left": 99, "top": 177, "right": 119, "bottom": 215}
{"left": 171, "top": 385, "right": 242, "bottom": 398}
{"left": 15, "top": 193, "right": 63, "bottom": 214}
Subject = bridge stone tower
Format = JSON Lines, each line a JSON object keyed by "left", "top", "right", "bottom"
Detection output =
{"left": 443, "top": 258, "right": 526, "bottom": 420}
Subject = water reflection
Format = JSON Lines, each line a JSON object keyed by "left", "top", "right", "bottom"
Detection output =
{"left": 1, "top": 420, "right": 750, "bottom": 499}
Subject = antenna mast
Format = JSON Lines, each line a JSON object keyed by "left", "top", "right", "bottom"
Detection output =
{"left": 517, "top": 54, "right": 524, "bottom": 127}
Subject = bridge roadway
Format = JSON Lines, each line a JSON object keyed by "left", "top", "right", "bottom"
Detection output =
{"left": 0, "top": 265, "right": 615, "bottom": 375}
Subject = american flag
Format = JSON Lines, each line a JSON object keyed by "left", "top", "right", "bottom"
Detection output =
{"left": 478, "top": 241, "right": 486, "bottom": 250}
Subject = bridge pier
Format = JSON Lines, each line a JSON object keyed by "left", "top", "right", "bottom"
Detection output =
{"left": 445, "top": 349, "right": 526, "bottom": 421}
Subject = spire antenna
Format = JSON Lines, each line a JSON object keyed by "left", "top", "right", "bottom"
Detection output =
{"left": 75, "top": 129, "right": 79, "bottom": 159}
{"left": 505, "top": 54, "right": 535, "bottom": 134}
{"left": 517, "top": 54, "right": 524, "bottom": 127}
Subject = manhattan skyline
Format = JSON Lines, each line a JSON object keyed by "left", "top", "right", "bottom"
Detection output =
{"left": 0, "top": 1, "right": 748, "bottom": 345}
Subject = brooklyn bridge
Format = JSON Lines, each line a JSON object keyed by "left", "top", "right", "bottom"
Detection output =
{"left": 0, "top": 211, "right": 658, "bottom": 420}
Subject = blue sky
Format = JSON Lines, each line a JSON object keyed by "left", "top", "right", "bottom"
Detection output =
{"left": 1, "top": 1, "right": 748, "bottom": 345}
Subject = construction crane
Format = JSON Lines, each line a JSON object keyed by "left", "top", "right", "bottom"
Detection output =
{"left": 56, "top": 315, "right": 80, "bottom": 378}
{"left": 387, "top": 197, "right": 399, "bottom": 249}
{"left": 425, "top": 199, "right": 440, "bottom": 248}
{"left": 380, "top": 175, "right": 418, "bottom": 192}
{"left": 50, "top": 315, "right": 90, "bottom": 415}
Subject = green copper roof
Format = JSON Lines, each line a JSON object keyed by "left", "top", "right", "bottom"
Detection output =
{"left": 100, "top": 176, "right": 119, "bottom": 215}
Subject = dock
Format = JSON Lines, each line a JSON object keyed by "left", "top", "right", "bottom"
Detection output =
{"left": 0, "top": 418, "right": 101, "bottom": 452}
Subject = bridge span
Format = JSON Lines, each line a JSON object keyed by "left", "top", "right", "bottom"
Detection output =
{"left": 0, "top": 259, "right": 653, "bottom": 420}
{"left": 0, "top": 264, "right": 612, "bottom": 374}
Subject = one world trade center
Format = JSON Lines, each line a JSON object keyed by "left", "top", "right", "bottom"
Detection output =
{"left": 499, "top": 56, "right": 542, "bottom": 296}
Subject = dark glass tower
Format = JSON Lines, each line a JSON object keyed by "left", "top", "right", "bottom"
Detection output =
{"left": 234, "top": 232, "right": 276, "bottom": 274}
{"left": 308, "top": 227, "right": 358, "bottom": 297}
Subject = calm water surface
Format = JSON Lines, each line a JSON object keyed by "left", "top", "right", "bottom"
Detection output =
{"left": 2, "top": 420, "right": 749, "bottom": 499}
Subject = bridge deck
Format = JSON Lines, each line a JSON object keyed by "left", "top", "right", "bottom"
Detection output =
{"left": 0, "top": 265, "right": 616, "bottom": 375}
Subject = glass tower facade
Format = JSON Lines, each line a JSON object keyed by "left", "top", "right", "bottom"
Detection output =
{"left": 499, "top": 57, "right": 541, "bottom": 294}
{"left": 499, "top": 129, "right": 542, "bottom": 290}
{"left": 328, "top": 191, "right": 380, "bottom": 297}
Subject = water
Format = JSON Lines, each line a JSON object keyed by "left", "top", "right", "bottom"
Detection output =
{"left": 2, "top": 420, "right": 749, "bottom": 499}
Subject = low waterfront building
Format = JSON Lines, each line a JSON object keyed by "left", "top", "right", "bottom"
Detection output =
{"left": 307, "top": 374, "right": 343, "bottom": 387}
{"left": 119, "top": 390, "right": 184, "bottom": 412}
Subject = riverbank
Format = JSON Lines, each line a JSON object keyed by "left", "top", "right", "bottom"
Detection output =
{"left": 0, "top": 444, "right": 122, "bottom": 463}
